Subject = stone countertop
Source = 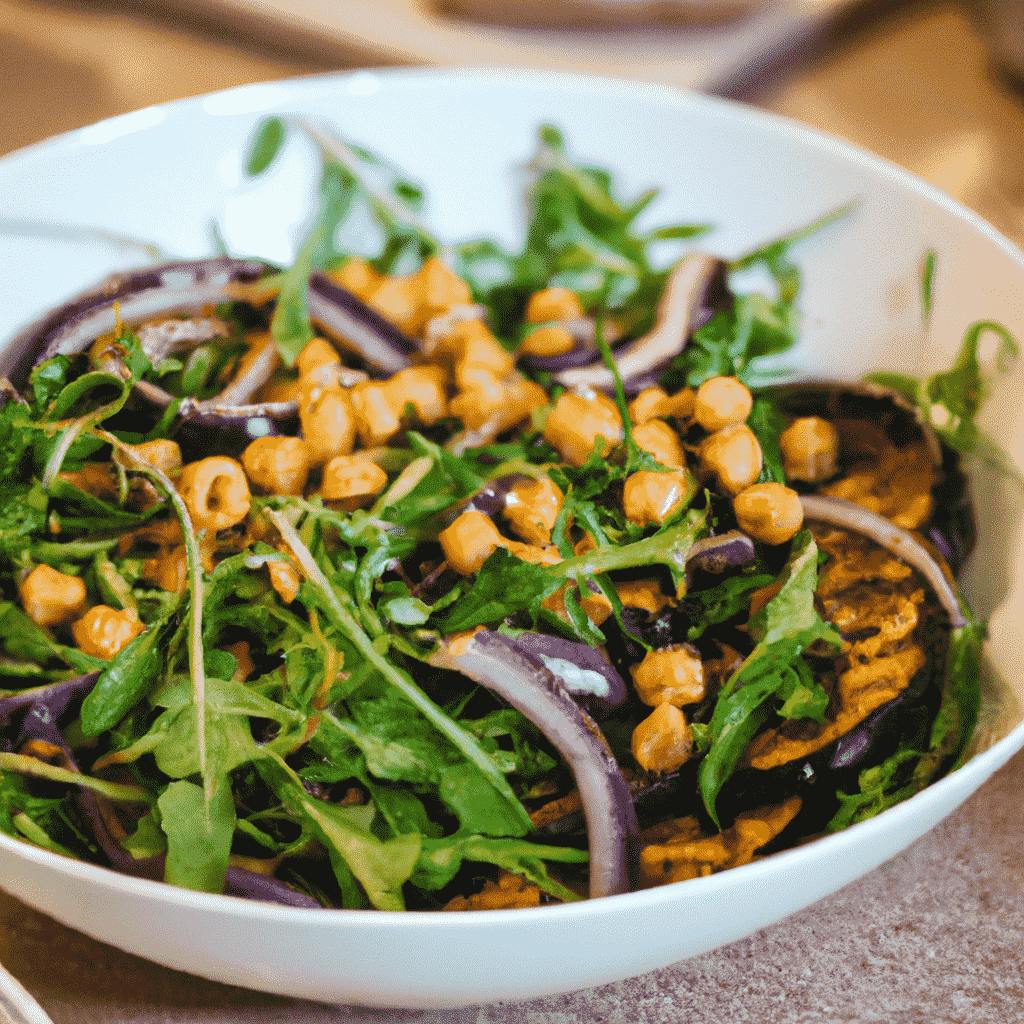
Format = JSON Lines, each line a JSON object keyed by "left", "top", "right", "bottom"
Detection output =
{"left": 0, "top": 1, "right": 1022, "bottom": 1020}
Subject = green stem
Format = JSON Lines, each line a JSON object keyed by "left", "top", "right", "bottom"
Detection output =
{"left": 0, "top": 752, "right": 151, "bottom": 803}
{"left": 267, "top": 509, "right": 532, "bottom": 833}
{"left": 553, "top": 505, "right": 708, "bottom": 580}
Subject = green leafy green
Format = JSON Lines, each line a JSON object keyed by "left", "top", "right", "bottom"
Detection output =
{"left": 159, "top": 778, "right": 236, "bottom": 893}
{"left": 699, "top": 532, "right": 842, "bottom": 825}
{"left": 246, "top": 116, "right": 287, "bottom": 176}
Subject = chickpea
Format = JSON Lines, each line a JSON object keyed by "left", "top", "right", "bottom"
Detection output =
{"left": 450, "top": 373, "right": 545, "bottom": 434}
{"left": 632, "top": 420, "right": 684, "bottom": 469}
{"left": 72, "top": 606, "right": 144, "bottom": 660}
{"left": 661, "top": 386, "right": 696, "bottom": 423}
{"left": 543, "top": 392, "right": 623, "bottom": 467}
{"left": 701, "top": 424, "right": 763, "bottom": 495}
{"left": 694, "top": 376, "right": 753, "bottom": 432}
{"left": 367, "top": 275, "right": 421, "bottom": 335}
{"left": 59, "top": 464, "right": 117, "bottom": 500}
{"left": 225, "top": 640, "right": 255, "bottom": 682}
{"left": 542, "top": 581, "right": 612, "bottom": 626}
{"left": 321, "top": 455, "right": 388, "bottom": 511}
{"left": 300, "top": 385, "right": 357, "bottom": 466}
{"left": 242, "top": 436, "right": 311, "bottom": 496}
{"left": 623, "top": 469, "right": 695, "bottom": 527}
{"left": 296, "top": 337, "right": 341, "bottom": 377}
{"left": 733, "top": 482, "right": 804, "bottom": 545}
{"left": 116, "top": 439, "right": 182, "bottom": 477}
{"left": 350, "top": 381, "right": 402, "bottom": 448}
{"left": 519, "top": 325, "right": 575, "bottom": 358}
{"left": 632, "top": 703, "right": 693, "bottom": 774}
{"left": 416, "top": 257, "right": 472, "bottom": 319}
{"left": 780, "top": 416, "right": 840, "bottom": 483}
{"left": 268, "top": 557, "right": 301, "bottom": 604}
{"left": 387, "top": 366, "right": 448, "bottom": 426}
{"left": 328, "top": 258, "right": 381, "bottom": 300}
{"left": 256, "top": 374, "right": 302, "bottom": 405}
{"left": 439, "top": 510, "right": 502, "bottom": 576}
{"left": 143, "top": 546, "right": 187, "bottom": 593}
{"left": 178, "top": 456, "right": 251, "bottom": 532}
{"left": 526, "top": 287, "right": 584, "bottom": 324}
{"left": 19, "top": 565, "right": 87, "bottom": 627}
{"left": 631, "top": 644, "right": 706, "bottom": 707}
{"left": 628, "top": 387, "right": 670, "bottom": 425}
{"left": 503, "top": 476, "right": 564, "bottom": 545}
{"left": 616, "top": 578, "right": 670, "bottom": 615}
{"left": 455, "top": 329, "right": 515, "bottom": 385}
{"left": 573, "top": 533, "right": 597, "bottom": 557}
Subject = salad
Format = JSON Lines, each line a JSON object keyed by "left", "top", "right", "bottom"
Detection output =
{"left": 0, "top": 121, "right": 1016, "bottom": 912}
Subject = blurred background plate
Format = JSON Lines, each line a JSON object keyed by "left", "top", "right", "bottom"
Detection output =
{"left": 0, "top": 965, "right": 51, "bottom": 1024}
{"left": 152, "top": 0, "right": 886, "bottom": 92}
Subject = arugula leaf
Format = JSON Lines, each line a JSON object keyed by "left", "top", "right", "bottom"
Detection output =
{"left": 920, "top": 248, "right": 937, "bottom": 326}
{"left": 438, "top": 548, "right": 561, "bottom": 634}
{"left": 699, "top": 532, "right": 842, "bottom": 825}
{"left": 747, "top": 397, "right": 788, "bottom": 483}
{"left": 246, "top": 116, "right": 287, "bottom": 176}
{"left": 81, "top": 619, "right": 169, "bottom": 737}
{"left": 438, "top": 764, "right": 532, "bottom": 837}
{"left": 159, "top": 778, "right": 236, "bottom": 893}
{"left": 684, "top": 572, "right": 775, "bottom": 641}
{"left": 867, "top": 319, "right": 1021, "bottom": 483}
{"left": 412, "top": 834, "right": 587, "bottom": 902}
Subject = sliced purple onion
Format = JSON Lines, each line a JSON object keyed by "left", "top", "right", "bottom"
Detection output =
{"left": 0, "top": 673, "right": 98, "bottom": 733}
{"left": 500, "top": 633, "right": 628, "bottom": 719}
{"left": 553, "top": 254, "right": 727, "bottom": 392}
{"left": 135, "top": 317, "right": 230, "bottom": 364}
{"left": 4, "top": 258, "right": 270, "bottom": 383}
{"left": 307, "top": 273, "right": 414, "bottom": 376}
{"left": 685, "top": 530, "right": 756, "bottom": 578}
{"left": 224, "top": 867, "right": 323, "bottom": 909}
{"left": 433, "top": 630, "right": 636, "bottom": 898}
{"left": 799, "top": 495, "right": 966, "bottom": 627}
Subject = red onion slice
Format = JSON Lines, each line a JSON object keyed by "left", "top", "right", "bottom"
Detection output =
{"left": 685, "top": 530, "right": 756, "bottom": 578}
{"left": 433, "top": 630, "right": 637, "bottom": 898}
{"left": 799, "top": 494, "right": 966, "bottom": 627}
{"left": 553, "top": 254, "right": 726, "bottom": 391}
{"left": 308, "top": 272, "right": 415, "bottom": 376}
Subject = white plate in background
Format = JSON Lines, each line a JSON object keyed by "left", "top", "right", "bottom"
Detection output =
{"left": 150, "top": 0, "right": 882, "bottom": 93}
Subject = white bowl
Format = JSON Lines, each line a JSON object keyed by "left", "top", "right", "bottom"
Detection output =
{"left": 0, "top": 70, "right": 1021, "bottom": 1009}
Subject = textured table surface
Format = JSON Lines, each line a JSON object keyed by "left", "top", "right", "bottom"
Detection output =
{"left": 1, "top": 1, "right": 1023, "bottom": 1021}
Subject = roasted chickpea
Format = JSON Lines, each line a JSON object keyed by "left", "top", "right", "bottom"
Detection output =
{"left": 694, "top": 376, "right": 753, "bottom": 432}
{"left": 296, "top": 337, "right": 341, "bottom": 377}
{"left": 631, "top": 644, "right": 706, "bottom": 707}
{"left": 328, "top": 257, "right": 381, "bottom": 299}
{"left": 623, "top": 469, "right": 694, "bottom": 527}
{"left": 367, "top": 276, "right": 422, "bottom": 335}
{"left": 387, "top": 366, "right": 448, "bottom": 426}
{"left": 178, "top": 456, "right": 251, "bottom": 532}
{"left": 543, "top": 392, "right": 623, "bottom": 467}
{"left": 416, "top": 257, "right": 472, "bottom": 319}
{"left": 19, "top": 565, "right": 87, "bottom": 627}
{"left": 632, "top": 420, "right": 685, "bottom": 469}
{"left": 628, "top": 387, "right": 670, "bottom": 425}
{"left": 661, "top": 386, "right": 696, "bottom": 423}
{"left": 255, "top": 374, "right": 303, "bottom": 405}
{"left": 268, "top": 557, "right": 301, "bottom": 604}
{"left": 733, "top": 482, "right": 804, "bottom": 545}
{"left": 321, "top": 455, "right": 388, "bottom": 511}
{"left": 616, "top": 578, "right": 670, "bottom": 615}
{"left": 350, "top": 381, "right": 402, "bottom": 448}
{"left": 632, "top": 703, "right": 693, "bottom": 773}
{"left": 117, "top": 439, "right": 182, "bottom": 477}
{"left": 59, "top": 463, "right": 117, "bottom": 500}
{"left": 502, "top": 476, "right": 564, "bottom": 545}
{"left": 519, "top": 325, "right": 575, "bottom": 358}
{"left": 525, "top": 287, "right": 584, "bottom": 324}
{"left": 542, "top": 581, "right": 612, "bottom": 626}
{"left": 142, "top": 546, "right": 187, "bottom": 593}
{"left": 439, "top": 510, "right": 502, "bottom": 576}
{"left": 242, "top": 436, "right": 311, "bottom": 496}
{"left": 780, "top": 415, "right": 840, "bottom": 483}
{"left": 72, "top": 606, "right": 144, "bottom": 660}
{"left": 225, "top": 640, "right": 255, "bottom": 682}
{"left": 701, "top": 424, "right": 763, "bottom": 495}
{"left": 455, "top": 328, "right": 515, "bottom": 386}
{"left": 300, "top": 384, "right": 357, "bottom": 467}
{"left": 450, "top": 373, "right": 545, "bottom": 434}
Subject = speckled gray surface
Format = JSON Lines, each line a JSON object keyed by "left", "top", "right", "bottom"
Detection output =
{"left": 1, "top": 750, "right": 1020, "bottom": 1024}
